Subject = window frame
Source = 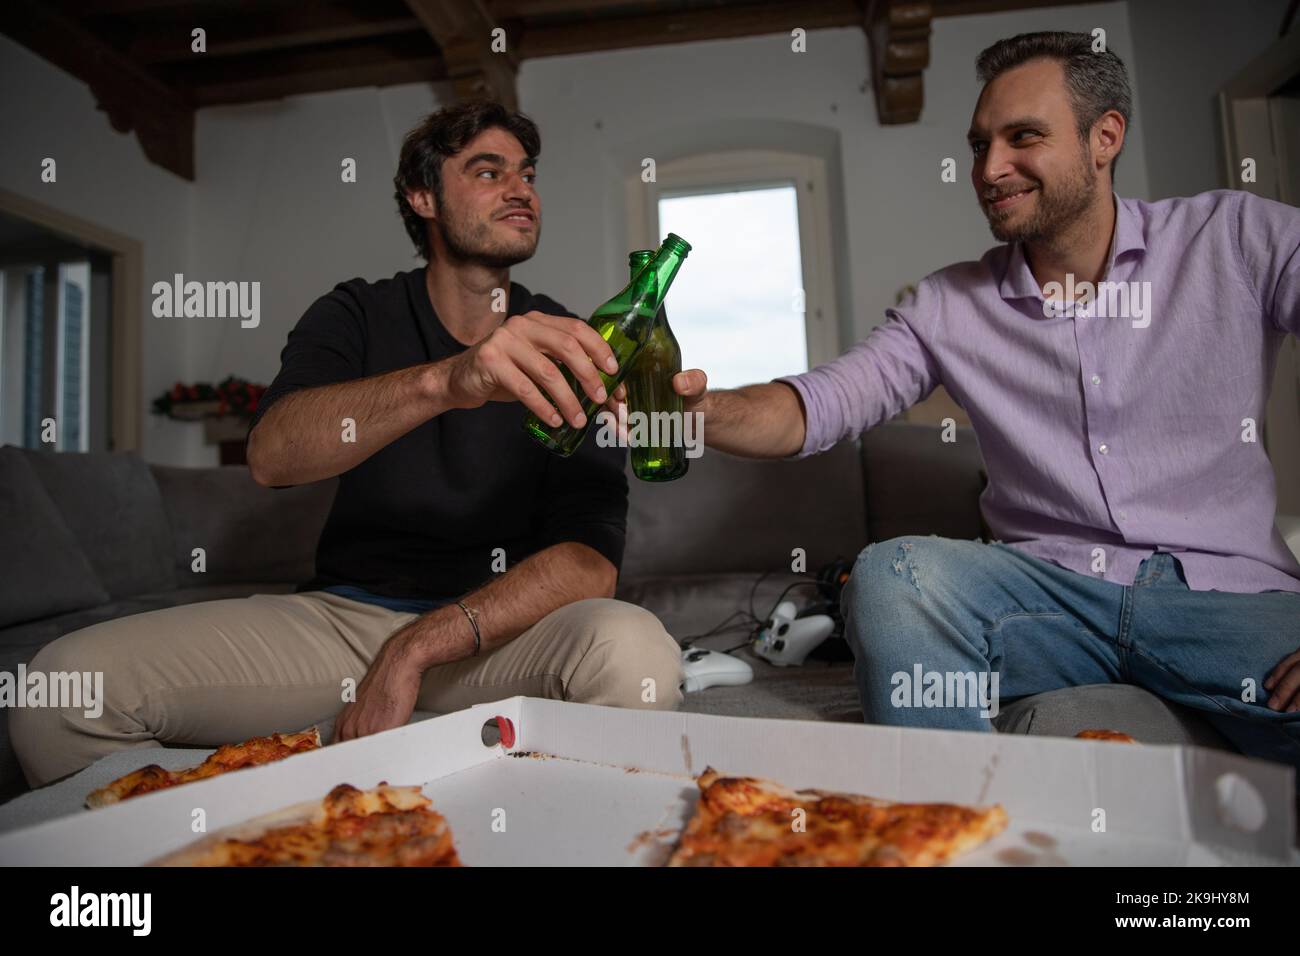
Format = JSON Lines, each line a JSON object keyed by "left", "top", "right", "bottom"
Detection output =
{"left": 625, "top": 149, "right": 841, "bottom": 370}
{"left": 0, "top": 188, "right": 140, "bottom": 453}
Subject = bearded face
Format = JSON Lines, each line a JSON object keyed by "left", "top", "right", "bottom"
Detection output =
{"left": 430, "top": 126, "right": 541, "bottom": 269}
{"left": 434, "top": 184, "right": 541, "bottom": 269}
{"left": 980, "top": 148, "right": 1098, "bottom": 244}
{"left": 968, "top": 58, "right": 1109, "bottom": 246}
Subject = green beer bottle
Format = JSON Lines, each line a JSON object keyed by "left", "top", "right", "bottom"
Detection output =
{"left": 624, "top": 250, "right": 688, "bottom": 481}
{"left": 523, "top": 233, "right": 691, "bottom": 456}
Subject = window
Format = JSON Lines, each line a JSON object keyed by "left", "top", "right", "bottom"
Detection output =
{"left": 22, "top": 268, "right": 44, "bottom": 447}
{"left": 0, "top": 214, "right": 109, "bottom": 452}
{"left": 57, "top": 263, "right": 91, "bottom": 451}
{"left": 0, "top": 198, "right": 138, "bottom": 453}
{"left": 627, "top": 150, "right": 840, "bottom": 389}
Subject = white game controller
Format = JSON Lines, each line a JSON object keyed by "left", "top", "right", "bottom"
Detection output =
{"left": 752, "top": 601, "right": 835, "bottom": 666}
{"left": 680, "top": 647, "right": 754, "bottom": 693}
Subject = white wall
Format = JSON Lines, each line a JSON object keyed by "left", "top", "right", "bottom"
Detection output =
{"left": 189, "top": 81, "right": 456, "bottom": 391}
{"left": 0, "top": 35, "right": 198, "bottom": 465}
{"left": 1126, "top": 0, "right": 1289, "bottom": 199}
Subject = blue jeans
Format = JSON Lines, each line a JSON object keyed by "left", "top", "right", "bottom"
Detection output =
{"left": 842, "top": 537, "right": 1300, "bottom": 776}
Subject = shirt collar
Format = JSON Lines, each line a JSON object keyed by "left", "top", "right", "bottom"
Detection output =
{"left": 1110, "top": 193, "right": 1146, "bottom": 262}
{"left": 998, "top": 193, "right": 1146, "bottom": 302}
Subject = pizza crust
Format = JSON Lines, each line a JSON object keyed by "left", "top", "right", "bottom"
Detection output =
{"left": 86, "top": 727, "right": 322, "bottom": 809}
{"left": 1075, "top": 729, "right": 1136, "bottom": 743}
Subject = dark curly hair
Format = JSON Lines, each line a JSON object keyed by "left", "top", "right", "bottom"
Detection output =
{"left": 393, "top": 102, "right": 541, "bottom": 260}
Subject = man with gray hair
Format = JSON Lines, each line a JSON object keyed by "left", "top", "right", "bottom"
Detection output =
{"left": 662, "top": 32, "right": 1300, "bottom": 773}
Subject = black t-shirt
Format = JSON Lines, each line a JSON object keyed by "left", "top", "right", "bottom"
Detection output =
{"left": 249, "top": 268, "right": 628, "bottom": 602}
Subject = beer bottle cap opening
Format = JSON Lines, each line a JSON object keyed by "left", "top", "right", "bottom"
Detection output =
{"left": 662, "top": 233, "right": 691, "bottom": 256}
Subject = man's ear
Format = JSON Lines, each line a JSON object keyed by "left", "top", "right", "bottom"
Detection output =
{"left": 405, "top": 188, "right": 437, "bottom": 222}
{"left": 1093, "top": 109, "right": 1125, "bottom": 174}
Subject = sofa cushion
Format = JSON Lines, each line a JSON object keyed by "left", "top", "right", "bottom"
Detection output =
{"left": 0, "top": 447, "right": 109, "bottom": 628}
{"left": 995, "top": 683, "right": 1234, "bottom": 749}
{"left": 621, "top": 442, "right": 867, "bottom": 580}
{"left": 861, "top": 421, "right": 986, "bottom": 542}
{"left": 150, "top": 466, "right": 336, "bottom": 586}
{"left": 20, "top": 447, "right": 175, "bottom": 599}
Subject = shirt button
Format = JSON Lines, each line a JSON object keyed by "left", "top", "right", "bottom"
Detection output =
{"left": 1099, "top": 443, "right": 1109, "bottom": 455}
{"left": 1091, "top": 374, "right": 1101, "bottom": 386}
{"left": 1118, "top": 510, "right": 1128, "bottom": 520}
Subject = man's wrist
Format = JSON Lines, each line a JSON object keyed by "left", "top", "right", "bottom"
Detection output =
{"left": 455, "top": 600, "right": 482, "bottom": 656}
{"left": 401, "top": 604, "right": 478, "bottom": 669}
{"left": 418, "top": 358, "right": 461, "bottom": 413}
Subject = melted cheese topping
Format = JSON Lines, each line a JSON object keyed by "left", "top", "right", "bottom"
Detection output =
{"left": 671, "top": 769, "right": 1007, "bottom": 867}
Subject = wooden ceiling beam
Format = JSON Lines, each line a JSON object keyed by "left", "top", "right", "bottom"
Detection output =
{"left": 865, "top": 0, "right": 933, "bottom": 126}
{"left": 402, "top": 0, "right": 518, "bottom": 107}
{"left": 182, "top": 39, "right": 448, "bottom": 107}
{"left": 129, "top": 7, "right": 424, "bottom": 64}
{"left": 3, "top": 0, "right": 195, "bottom": 179}
{"left": 516, "top": 0, "right": 861, "bottom": 58}
{"left": 930, "top": 0, "right": 1108, "bottom": 16}
{"left": 63, "top": 0, "right": 218, "bottom": 14}
{"left": 487, "top": 0, "right": 655, "bottom": 16}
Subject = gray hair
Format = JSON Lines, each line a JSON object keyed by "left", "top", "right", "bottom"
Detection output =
{"left": 975, "top": 31, "right": 1132, "bottom": 175}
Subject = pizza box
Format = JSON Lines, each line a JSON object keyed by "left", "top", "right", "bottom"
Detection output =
{"left": 0, "top": 696, "right": 1294, "bottom": 866}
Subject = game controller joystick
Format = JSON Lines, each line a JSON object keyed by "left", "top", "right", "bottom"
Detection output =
{"left": 680, "top": 647, "right": 754, "bottom": 693}
{"left": 753, "top": 600, "right": 835, "bottom": 666}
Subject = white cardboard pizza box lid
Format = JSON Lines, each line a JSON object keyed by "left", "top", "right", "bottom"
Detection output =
{"left": 0, "top": 697, "right": 1293, "bottom": 866}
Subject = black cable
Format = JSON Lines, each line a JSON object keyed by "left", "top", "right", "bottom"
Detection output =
{"left": 746, "top": 570, "right": 772, "bottom": 625}
{"left": 681, "top": 574, "right": 823, "bottom": 649}
{"left": 679, "top": 609, "right": 758, "bottom": 648}
{"left": 758, "top": 580, "right": 823, "bottom": 627}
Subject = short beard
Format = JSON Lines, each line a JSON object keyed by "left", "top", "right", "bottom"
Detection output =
{"left": 433, "top": 200, "right": 539, "bottom": 269}
{"left": 983, "top": 151, "right": 1098, "bottom": 245}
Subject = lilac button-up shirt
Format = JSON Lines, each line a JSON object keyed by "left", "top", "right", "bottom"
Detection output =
{"left": 780, "top": 190, "right": 1300, "bottom": 594}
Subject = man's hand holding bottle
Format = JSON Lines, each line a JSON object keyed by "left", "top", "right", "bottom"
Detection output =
{"left": 443, "top": 311, "right": 618, "bottom": 429}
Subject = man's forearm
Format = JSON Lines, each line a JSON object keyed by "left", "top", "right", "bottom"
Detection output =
{"left": 393, "top": 541, "right": 618, "bottom": 671}
{"left": 700, "top": 381, "right": 806, "bottom": 458}
{"left": 247, "top": 360, "right": 455, "bottom": 486}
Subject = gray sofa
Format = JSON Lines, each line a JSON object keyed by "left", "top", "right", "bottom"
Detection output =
{"left": 0, "top": 425, "right": 1230, "bottom": 805}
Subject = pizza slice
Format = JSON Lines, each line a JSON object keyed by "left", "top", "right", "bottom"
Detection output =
{"left": 1075, "top": 729, "right": 1136, "bottom": 743}
{"left": 86, "top": 727, "right": 322, "bottom": 808}
{"left": 668, "top": 767, "right": 1008, "bottom": 867}
{"left": 151, "top": 783, "right": 462, "bottom": 867}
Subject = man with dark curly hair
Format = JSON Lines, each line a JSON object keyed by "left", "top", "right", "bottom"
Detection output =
{"left": 13, "top": 103, "right": 682, "bottom": 788}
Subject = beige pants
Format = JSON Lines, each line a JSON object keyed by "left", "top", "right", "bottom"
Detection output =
{"left": 10, "top": 591, "right": 683, "bottom": 787}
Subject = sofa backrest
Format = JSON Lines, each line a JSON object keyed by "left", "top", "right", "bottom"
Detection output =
{"left": 16, "top": 446, "right": 176, "bottom": 600}
{"left": 150, "top": 466, "right": 337, "bottom": 587}
{"left": 621, "top": 441, "right": 868, "bottom": 580}
{"left": 6, "top": 421, "right": 986, "bottom": 610}
{"left": 860, "top": 422, "right": 986, "bottom": 542}
{"left": 0, "top": 446, "right": 111, "bottom": 628}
